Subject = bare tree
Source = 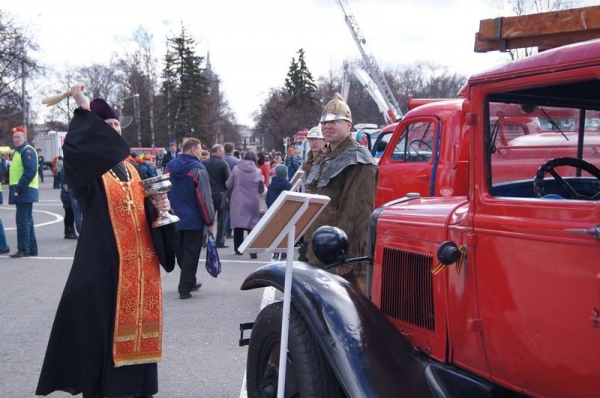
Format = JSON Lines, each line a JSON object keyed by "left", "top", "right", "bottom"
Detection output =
{"left": 0, "top": 10, "right": 43, "bottom": 135}
{"left": 117, "top": 26, "right": 161, "bottom": 147}
{"left": 254, "top": 88, "right": 302, "bottom": 151}
{"left": 39, "top": 66, "right": 81, "bottom": 128}
{"left": 316, "top": 66, "right": 342, "bottom": 102}
{"left": 384, "top": 62, "right": 467, "bottom": 114}
{"left": 133, "top": 27, "right": 158, "bottom": 143}
{"left": 202, "top": 68, "right": 238, "bottom": 146}
{"left": 312, "top": 61, "right": 466, "bottom": 125}
{"left": 75, "top": 62, "right": 126, "bottom": 103}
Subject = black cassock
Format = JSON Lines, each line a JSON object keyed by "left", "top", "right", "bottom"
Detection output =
{"left": 36, "top": 109, "right": 176, "bottom": 397}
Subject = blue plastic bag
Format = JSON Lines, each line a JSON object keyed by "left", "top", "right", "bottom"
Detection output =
{"left": 205, "top": 231, "right": 222, "bottom": 277}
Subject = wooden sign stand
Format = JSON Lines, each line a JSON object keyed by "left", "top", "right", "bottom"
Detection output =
{"left": 238, "top": 190, "right": 330, "bottom": 398}
{"left": 289, "top": 169, "right": 305, "bottom": 192}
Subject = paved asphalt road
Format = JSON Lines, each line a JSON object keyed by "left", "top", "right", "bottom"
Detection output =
{"left": 0, "top": 171, "right": 281, "bottom": 398}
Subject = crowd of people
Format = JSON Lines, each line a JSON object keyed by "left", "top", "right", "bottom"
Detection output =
{"left": 0, "top": 85, "right": 378, "bottom": 397}
{"left": 160, "top": 92, "right": 377, "bottom": 293}
{"left": 1, "top": 90, "right": 376, "bottom": 277}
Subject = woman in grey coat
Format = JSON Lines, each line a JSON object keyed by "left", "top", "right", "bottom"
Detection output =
{"left": 225, "top": 151, "right": 264, "bottom": 258}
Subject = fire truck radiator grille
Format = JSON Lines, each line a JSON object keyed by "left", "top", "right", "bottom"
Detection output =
{"left": 380, "top": 247, "right": 435, "bottom": 331}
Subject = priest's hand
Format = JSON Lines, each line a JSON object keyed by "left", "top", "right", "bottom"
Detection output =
{"left": 70, "top": 84, "right": 90, "bottom": 110}
{"left": 151, "top": 193, "right": 171, "bottom": 212}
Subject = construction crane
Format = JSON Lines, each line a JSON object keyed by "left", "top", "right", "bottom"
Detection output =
{"left": 335, "top": 0, "right": 402, "bottom": 122}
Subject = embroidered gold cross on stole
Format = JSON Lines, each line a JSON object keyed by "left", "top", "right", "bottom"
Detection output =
{"left": 116, "top": 196, "right": 135, "bottom": 216}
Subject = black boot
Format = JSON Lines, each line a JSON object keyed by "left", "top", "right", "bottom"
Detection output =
{"left": 64, "top": 226, "right": 78, "bottom": 240}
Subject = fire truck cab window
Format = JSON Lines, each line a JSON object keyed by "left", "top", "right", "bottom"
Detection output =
{"left": 486, "top": 78, "right": 600, "bottom": 200}
{"left": 391, "top": 121, "right": 435, "bottom": 163}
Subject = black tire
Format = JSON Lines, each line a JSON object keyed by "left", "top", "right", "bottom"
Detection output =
{"left": 247, "top": 301, "right": 344, "bottom": 398}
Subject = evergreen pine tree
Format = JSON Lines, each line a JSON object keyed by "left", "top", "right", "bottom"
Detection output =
{"left": 282, "top": 48, "right": 320, "bottom": 130}
{"left": 284, "top": 49, "right": 319, "bottom": 109}
{"left": 159, "top": 25, "right": 209, "bottom": 145}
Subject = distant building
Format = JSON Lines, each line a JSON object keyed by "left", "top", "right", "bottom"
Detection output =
{"left": 236, "top": 124, "right": 263, "bottom": 153}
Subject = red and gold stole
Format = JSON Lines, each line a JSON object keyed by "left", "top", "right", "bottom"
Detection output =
{"left": 102, "top": 161, "right": 163, "bottom": 367}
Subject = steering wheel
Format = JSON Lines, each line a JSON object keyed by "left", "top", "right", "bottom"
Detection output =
{"left": 533, "top": 157, "right": 600, "bottom": 199}
{"left": 407, "top": 139, "right": 433, "bottom": 158}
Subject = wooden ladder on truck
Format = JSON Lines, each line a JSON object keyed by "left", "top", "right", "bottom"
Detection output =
{"left": 475, "top": 5, "right": 600, "bottom": 52}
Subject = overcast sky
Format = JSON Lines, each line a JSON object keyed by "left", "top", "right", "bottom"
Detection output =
{"left": 4, "top": 0, "right": 592, "bottom": 126}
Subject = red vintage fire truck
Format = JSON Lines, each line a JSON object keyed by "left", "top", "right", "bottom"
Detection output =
{"left": 240, "top": 6, "right": 600, "bottom": 398}
{"left": 373, "top": 99, "right": 600, "bottom": 207}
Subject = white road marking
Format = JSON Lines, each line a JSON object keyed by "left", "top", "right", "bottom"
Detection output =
{"left": 240, "top": 286, "right": 277, "bottom": 398}
{"left": 0, "top": 207, "right": 63, "bottom": 230}
{"left": 1, "top": 198, "right": 270, "bottom": 396}
{"left": 260, "top": 286, "right": 277, "bottom": 310}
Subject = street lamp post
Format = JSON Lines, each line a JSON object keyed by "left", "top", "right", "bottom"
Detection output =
{"left": 19, "top": 37, "right": 29, "bottom": 129}
{"left": 121, "top": 93, "right": 140, "bottom": 102}
{"left": 21, "top": 56, "right": 27, "bottom": 128}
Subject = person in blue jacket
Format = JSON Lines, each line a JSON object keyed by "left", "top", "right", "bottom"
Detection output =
{"left": 266, "top": 164, "right": 292, "bottom": 208}
{"left": 165, "top": 138, "right": 215, "bottom": 299}
{"left": 140, "top": 155, "right": 158, "bottom": 179}
{"left": 0, "top": 154, "right": 10, "bottom": 254}
{"left": 266, "top": 164, "right": 292, "bottom": 259}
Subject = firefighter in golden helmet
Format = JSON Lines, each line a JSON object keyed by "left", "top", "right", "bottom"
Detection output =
{"left": 320, "top": 92, "right": 352, "bottom": 123}
{"left": 319, "top": 93, "right": 355, "bottom": 150}
{"left": 304, "top": 93, "right": 378, "bottom": 294}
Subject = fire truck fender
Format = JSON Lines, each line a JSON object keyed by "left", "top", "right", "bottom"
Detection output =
{"left": 241, "top": 261, "right": 434, "bottom": 397}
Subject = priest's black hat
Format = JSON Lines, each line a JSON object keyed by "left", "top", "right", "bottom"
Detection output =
{"left": 90, "top": 98, "right": 119, "bottom": 121}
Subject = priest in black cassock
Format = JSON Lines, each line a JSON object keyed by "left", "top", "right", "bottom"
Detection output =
{"left": 36, "top": 84, "right": 178, "bottom": 398}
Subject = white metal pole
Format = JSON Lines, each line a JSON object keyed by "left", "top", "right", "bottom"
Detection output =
{"left": 276, "top": 225, "right": 295, "bottom": 398}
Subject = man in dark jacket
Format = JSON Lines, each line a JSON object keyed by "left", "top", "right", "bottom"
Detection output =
{"left": 223, "top": 142, "right": 239, "bottom": 171}
{"left": 166, "top": 138, "right": 215, "bottom": 299}
{"left": 161, "top": 142, "right": 180, "bottom": 170}
{"left": 202, "top": 144, "right": 230, "bottom": 248}
{"left": 36, "top": 148, "right": 45, "bottom": 183}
